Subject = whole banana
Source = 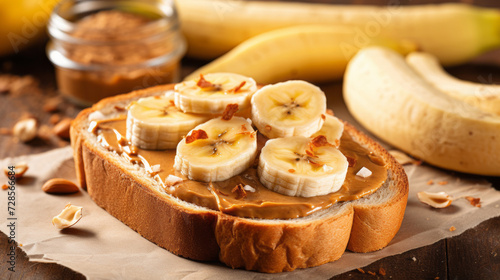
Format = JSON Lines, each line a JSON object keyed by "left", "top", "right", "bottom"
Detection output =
{"left": 343, "top": 47, "right": 500, "bottom": 176}
{"left": 406, "top": 52, "right": 500, "bottom": 116}
{"left": 176, "top": 0, "right": 500, "bottom": 65}
{"left": 184, "top": 25, "right": 416, "bottom": 84}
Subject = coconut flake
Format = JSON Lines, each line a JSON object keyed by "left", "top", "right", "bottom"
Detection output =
{"left": 150, "top": 164, "right": 161, "bottom": 173}
{"left": 243, "top": 185, "right": 256, "bottom": 192}
{"left": 356, "top": 167, "right": 372, "bottom": 178}
{"left": 165, "top": 175, "right": 183, "bottom": 186}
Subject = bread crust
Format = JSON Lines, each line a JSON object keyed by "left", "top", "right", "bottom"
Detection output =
{"left": 71, "top": 84, "right": 408, "bottom": 273}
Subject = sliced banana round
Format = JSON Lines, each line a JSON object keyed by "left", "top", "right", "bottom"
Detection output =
{"left": 126, "top": 93, "right": 210, "bottom": 150}
{"left": 251, "top": 80, "right": 326, "bottom": 139}
{"left": 258, "top": 135, "right": 348, "bottom": 197}
{"left": 174, "top": 117, "right": 257, "bottom": 182}
{"left": 175, "top": 72, "right": 258, "bottom": 114}
{"left": 311, "top": 114, "right": 344, "bottom": 147}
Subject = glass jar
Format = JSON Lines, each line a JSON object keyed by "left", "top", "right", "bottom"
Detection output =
{"left": 47, "top": 0, "right": 186, "bottom": 106}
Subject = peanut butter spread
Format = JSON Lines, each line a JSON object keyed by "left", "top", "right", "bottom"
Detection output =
{"left": 91, "top": 117, "right": 387, "bottom": 220}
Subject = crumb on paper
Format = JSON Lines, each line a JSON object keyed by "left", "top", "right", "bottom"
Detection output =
{"left": 427, "top": 180, "right": 434, "bottom": 185}
{"left": 437, "top": 181, "right": 448, "bottom": 185}
{"left": 449, "top": 226, "right": 456, "bottom": 232}
{"left": 465, "top": 196, "right": 481, "bottom": 207}
{"left": 52, "top": 203, "right": 83, "bottom": 229}
{"left": 2, "top": 184, "right": 8, "bottom": 190}
{"left": 417, "top": 191, "right": 452, "bottom": 208}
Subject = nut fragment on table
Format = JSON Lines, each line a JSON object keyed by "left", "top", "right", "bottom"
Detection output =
{"left": 43, "top": 97, "right": 62, "bottom": 113}
{"left": 13, "top": 118, "right": 38, "bottom": 142}
{"left": 49, "top": 114, "right": 61, "bottom": 125}
{"left": 42, "top": 178, "right": 80, "bottom": 194}
{"left": 417, "top": 191, "right": 453, "bottom": 208}
{"left": 0, "top": 127, "right": 11, "bottom": 135}
{"left": 52, "top": 203, "right": 83, "bottom": 229}
{"left": 52, "top": 118, "right": 73, "bottom": 140}
{"left": 4, "top": 163, "right": 29, "bottom": 179}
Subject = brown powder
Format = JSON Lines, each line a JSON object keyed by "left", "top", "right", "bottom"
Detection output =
{"left": 67, "top": 11, "right": 168, "bottom": 65}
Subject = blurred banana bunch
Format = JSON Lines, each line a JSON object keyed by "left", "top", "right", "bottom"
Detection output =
{"left": 0, "top": 0, "right": 59, "bottom": 56}
{"left": 177, "top": 0, "right": 500, "bottom": 66}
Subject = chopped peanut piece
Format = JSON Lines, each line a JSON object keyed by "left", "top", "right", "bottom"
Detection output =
{"left": 185, "top": 129, "right": 209, "bottom": 144}
{"left": 221, "top": 104, "right": 239, "bottom": 121}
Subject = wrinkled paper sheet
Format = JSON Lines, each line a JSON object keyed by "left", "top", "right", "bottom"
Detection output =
{"left": 1, "top": 144, "right": 500, "bottom": 279}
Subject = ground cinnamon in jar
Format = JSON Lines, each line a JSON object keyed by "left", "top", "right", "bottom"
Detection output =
{"left": 47, "top": 0, "right": 186, "bottom": 106}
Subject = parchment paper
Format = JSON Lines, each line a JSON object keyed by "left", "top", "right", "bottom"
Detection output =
{"left": 1, "top": 145, "right": 500, "bottom": 280}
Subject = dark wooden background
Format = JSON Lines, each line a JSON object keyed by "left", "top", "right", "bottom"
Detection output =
{"left": 1, "top": 0, "right": 500, "bottom": 279}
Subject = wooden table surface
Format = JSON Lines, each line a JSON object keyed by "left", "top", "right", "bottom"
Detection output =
{"left": 1, "top": 0, "right": 500, "bottom": 279}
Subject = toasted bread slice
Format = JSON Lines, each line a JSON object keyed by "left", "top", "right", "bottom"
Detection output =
{"left": 70, "top": 84, "right": 408, "bottom": 273}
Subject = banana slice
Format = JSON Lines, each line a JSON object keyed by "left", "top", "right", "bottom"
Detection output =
{"left": 251, "top": 80, "right": 326, "bottom": 139}
{"left": 126, "top": 93, "right": 210, "bottom": 150}
{"left": 312, "top": 114, "right": 344, "bottom": 147}
{"left": 258, "top": 135, "right": 348, "bottom": 197}
{"left": 174, "top": 117, "right": 257, "bottom": 182}
{"left": 174, "top": 72, "right": 258, "bottom": 114}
